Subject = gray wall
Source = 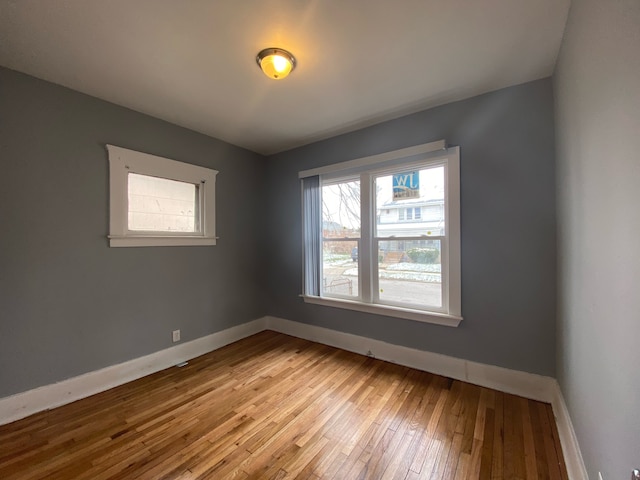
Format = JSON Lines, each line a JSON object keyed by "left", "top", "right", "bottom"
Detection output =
{"left": 0, "top": 67, "right": 267, "bottom": 398}
{"left": 554, "top": 0, "right": 640, "bottom": 478}
{"left": 0, "top": 69, "right": 559, "bottom": 399}
{"left": 265, "top": 78, "right": 557, "bottom": 376}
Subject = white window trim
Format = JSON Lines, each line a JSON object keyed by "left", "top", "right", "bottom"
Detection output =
{"left": 300, "top": 294, "right": 462, "bottom": 327}
{"left": 107, "top": 145, "right": 218, "bottom": 247}
{"left": 298, "top": 139, "right": 445, "bottom": 179}
{"left": 300, "top": 141, "right": 462, "bottom": 327}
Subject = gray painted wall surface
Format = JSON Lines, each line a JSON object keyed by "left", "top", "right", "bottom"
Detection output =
{"left": 554, "top": 0, "right": 640, "bottom": 478}
{"left": 265, "top": 79, "right": 557, "bottom": 376}
{"left": 0, "top": 67, "right": 267, "bottom": 398}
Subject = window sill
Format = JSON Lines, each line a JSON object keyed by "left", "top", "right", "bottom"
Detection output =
{"left": 108, "top": 235, "right": 217, "bottom": 247}
{"left": 300, "top": 295, "right": 462, "bottom": 327}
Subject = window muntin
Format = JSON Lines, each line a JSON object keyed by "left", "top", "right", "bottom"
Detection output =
{"left": 107, "top": 145, "right": 217, "bottom": 247}
{"left": 300, "top": 143, "right": 461, "bottom": 325}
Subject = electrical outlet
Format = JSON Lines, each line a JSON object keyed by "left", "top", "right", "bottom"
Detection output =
{"left": 172, "top": 329, "right": 180, "bottom": 342}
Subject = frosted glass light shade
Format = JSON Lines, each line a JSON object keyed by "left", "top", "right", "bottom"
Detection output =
{"left": 256, "top": 48, "right": 296, "bottom": 80}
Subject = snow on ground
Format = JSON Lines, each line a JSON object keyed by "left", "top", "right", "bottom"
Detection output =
{"left": 343, "top": 266, "right": 441, "bottom": 283}
{"left": 386, "top": 262, "right": 441, "bottom": 273}
{"left": 325, "top": 256, "right": 442, "bottom": 283}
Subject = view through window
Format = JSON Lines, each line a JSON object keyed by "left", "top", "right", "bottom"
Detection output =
{"left": 374, "top": 166, "right": 444, "bottom": 309}
{"left": 128, "top": 173, "right": 199, "bottom": 233}
{"left": 320, "top": 167, "right": 445, "bottom": 309}
{"left": 322, "top": 178, "right": 360, "bottom": 298}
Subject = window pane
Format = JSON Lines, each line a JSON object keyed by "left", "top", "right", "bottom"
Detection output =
{"left": 377, "top": 239, "right": 442, "bottom": 308}
{"left": 128, "top": 173, "right": 198, "bottom": 232}
{"left": 322, "top": 180, "right": 360, "bottom": 239}
{"left": 322, "top": 240, "right": 359, "bottom": 298}
{"left": 375, "top": 166, "right": 445, "bottom": 238}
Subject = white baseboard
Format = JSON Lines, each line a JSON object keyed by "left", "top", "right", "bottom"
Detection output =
{"left": 550, "top": 380, "right": 589, "bottom": 480}
{"left": 264, "top": 316, "right": 556, "bottom": 402}
{"left": 0, "top": 317, "right": 267, "bottom": 426}
{"left": 0, "top": 314, "right": 587, "bottom": 480}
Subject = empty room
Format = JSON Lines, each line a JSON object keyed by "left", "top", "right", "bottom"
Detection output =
{"left": 0, "top": 1, "right": 638, "bottom": 479}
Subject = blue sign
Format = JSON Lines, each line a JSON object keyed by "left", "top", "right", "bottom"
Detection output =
{"left": 393, "top": 171, "right": 420, "bottom": 200}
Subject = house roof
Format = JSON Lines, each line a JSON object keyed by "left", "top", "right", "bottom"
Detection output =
{"left": 381, "top": 198, "right": 444, "bottom": 208}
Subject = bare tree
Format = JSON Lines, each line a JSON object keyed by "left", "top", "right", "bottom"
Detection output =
{"left": 322, "top": 181, "right": 360, "bottom": 234}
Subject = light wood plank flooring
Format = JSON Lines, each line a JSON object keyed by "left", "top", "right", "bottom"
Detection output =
{"left": 0, "top": 330, "right": 567, "bottom": 479}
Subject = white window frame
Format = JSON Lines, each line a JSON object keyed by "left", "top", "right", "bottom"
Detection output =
{"left": 107, "top": 145, "right": 218, "bottom": 247}
{"left": 300, "top": 140, "right": 462, "bottom": 327}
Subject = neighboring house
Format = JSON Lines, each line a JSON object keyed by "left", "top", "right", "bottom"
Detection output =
{"left": 377, "top": 198, "right": 444, "bottom": 237}
{"left": 377, "top": 198, "right": 444, "bottom": 256}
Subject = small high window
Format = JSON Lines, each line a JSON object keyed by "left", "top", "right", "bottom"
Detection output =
{"left": 107, "top": 145, "right": 218, "bottom": 247}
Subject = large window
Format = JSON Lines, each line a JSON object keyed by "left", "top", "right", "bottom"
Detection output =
{"left": 300, "top": 141, "right": 461, "bottom": 326}
{"left": 107, "top": 145, "right": 218, "bottom": 247}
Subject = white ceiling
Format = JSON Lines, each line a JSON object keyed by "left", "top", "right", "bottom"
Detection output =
{"left": 0, "top": 0, "right": 570, "bottom": 155}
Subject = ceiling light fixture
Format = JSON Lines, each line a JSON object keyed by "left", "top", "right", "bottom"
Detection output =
{"left": 256, "top": 48, "right": 296, "bottom": 80}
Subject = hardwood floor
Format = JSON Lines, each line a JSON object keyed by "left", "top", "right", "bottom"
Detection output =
{"left": 0, "top": 331, "right": 567, "bottom": 479}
